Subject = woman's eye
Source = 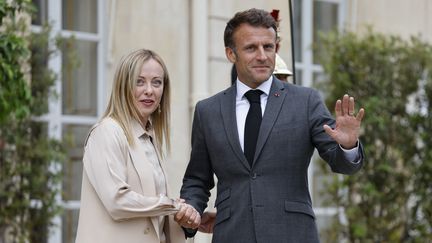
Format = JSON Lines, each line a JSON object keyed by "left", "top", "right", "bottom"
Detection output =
{"left": 152, "top": 79, "right": 163, "bottom": 87}
{"left": 136, "top": 79, "right": 145, "bottom": 86}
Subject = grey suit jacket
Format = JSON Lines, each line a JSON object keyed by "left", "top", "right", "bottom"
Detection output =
{"left": 181, "top": 78, "right": 364, "bottom": 243}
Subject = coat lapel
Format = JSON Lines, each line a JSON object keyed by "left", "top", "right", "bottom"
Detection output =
{"left": 128, "top": 120, "right": 161, "bottom": 240}
{"left": 220, "top": 86, "right": 251, "bottom": 170}
{"left": 254, "top": 78, "right": 286, "bottom": 165}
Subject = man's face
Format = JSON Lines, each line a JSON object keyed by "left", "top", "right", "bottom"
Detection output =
{"left": 226, "top": 24, "right": 277, "bottom": 89}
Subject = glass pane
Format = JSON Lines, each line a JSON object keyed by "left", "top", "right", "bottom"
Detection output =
{"left": 293, "top": 0, "right": 302, "bottom": 62}
{"left": 62, "top": 124, "right": 91, "bottom": 201}
{"left": 61, "top": 39, "right": 98, "bottom": 116}
{"left": 312, "top": 72, "right": 327, "bottom": 97}
{"left": 62, "top": 0, "right": 98, "bottom": 33}
{"left": 62, "top": 209, "right": 79, "bottom": 243}
{"left": 312, "top": 71, "right": 326, "bottom": 86}
{"left": 31, "top": 0, "right": 48, "bottom": 25}
{"left": 313, "top": 1, "right": 338, "bottom": 64}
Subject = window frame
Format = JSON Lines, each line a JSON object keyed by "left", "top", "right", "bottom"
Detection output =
{"left": 294, "top": 0, "right": 347, "bottom": 237}
{"left": 31, "top": 0, "right": 106, "bottom": 242}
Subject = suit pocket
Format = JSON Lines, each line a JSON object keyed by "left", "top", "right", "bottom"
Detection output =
{"left": 215, "top": 188, "right": 230, "bottom": 209}
{"left": 214, "top": 188, "right": 231, "bottom": 226}
{"left": 284, "top": 201, "right": 315, "bottom": 219}
{"left": 214, "top": 207, "right": 231, "bottom": 226}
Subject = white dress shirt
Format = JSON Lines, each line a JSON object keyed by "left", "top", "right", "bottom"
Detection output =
{"left": 236, "top": 77, "right": 272, "bottom": 151}
{"left": 141, "top": 129, "right": 168, "bottom": 243}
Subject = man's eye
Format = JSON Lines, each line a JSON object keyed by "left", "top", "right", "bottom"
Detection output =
{"left": 264, "top": 45, "right": 274, "bottom": 50}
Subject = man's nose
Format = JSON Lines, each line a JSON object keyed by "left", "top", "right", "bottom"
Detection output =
{"left": 256, "top": 47, "right": 267, "bottom": 61}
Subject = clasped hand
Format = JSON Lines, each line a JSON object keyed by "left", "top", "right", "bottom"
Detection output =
{"left": 174, "top": 201, "right": 201, "bottom": 229}
{"left": 174, "top": 201, "right": 216, "bottom": 233}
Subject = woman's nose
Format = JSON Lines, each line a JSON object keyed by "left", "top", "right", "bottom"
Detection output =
{"left": 143, "top": 83, "right": 153, "bottom": 95}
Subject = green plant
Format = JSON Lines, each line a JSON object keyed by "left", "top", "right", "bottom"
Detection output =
{"left": 316, "top": 29, "right": 432, "bottom": 242}
{"left": 0, "top": 1, "right": 66, "bottom": 242}
{"left": 0, "top": 0, "right": 32, "bottom": 123}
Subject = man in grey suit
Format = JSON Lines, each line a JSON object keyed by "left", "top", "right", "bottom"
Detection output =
{"left": 176, "top": 8, "right": 365, "bottom": 243}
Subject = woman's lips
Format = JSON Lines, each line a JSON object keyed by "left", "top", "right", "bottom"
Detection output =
{"left": 140, "top": 99, "right": 154, "bottom": 106}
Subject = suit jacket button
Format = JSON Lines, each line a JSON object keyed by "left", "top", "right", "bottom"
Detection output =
{"left": 251, "top": 173, "right": 257, "bottom": 179}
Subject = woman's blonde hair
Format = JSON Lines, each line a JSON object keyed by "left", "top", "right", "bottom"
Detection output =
{"left": 103, "top": 49, "right": 171, "bottom": 154}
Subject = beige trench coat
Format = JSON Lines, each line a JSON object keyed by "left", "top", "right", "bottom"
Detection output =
{"left": 75, "top": 118, "right": 185, "bottom": 243}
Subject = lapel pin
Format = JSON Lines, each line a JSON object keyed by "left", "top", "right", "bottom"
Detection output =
{"left": 274, "top": 93, "right": 280, "bottom": 97}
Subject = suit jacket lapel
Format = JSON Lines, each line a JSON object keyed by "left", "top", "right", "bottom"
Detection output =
{"left": 254, "top": 78, "right": 286, "bottom": 165}
{"left": 220, "top": 86, "right": 251, "bottom": 170}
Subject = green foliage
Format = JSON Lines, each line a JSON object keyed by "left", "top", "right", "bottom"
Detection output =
{"left": 29, "top": 24, "right": 57, "bottom": 116}
{"left": 316, "top": 29, "right": 432, "bottom": 242}
{"left": 0, "top": 0, "right": 32, "bottom": 123}
{"left": 0, "top": 0, "right": 33, "bottom": 26}
{"left": 0, "top": 1, "right": 66, "bottom": 242}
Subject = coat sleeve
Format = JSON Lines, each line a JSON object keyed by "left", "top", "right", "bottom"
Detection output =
{"left": 180, "top": 102, "right": 215, "bottom": 215}
{"left": 308, "top": 90, "right": 364, "bottom": 174}
{"left": 82, "top": 121, "right": 179, "bottom": 221}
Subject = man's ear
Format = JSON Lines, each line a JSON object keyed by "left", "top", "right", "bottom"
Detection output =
{"left": 225, "top": 47, "right": 236, "bottom": 64}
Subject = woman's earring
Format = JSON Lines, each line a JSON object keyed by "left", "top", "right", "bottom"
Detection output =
{"left": 158, "top": 105, "right": 161, "bottom": 113}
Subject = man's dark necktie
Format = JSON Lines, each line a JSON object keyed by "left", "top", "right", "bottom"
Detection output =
{"left": 244, "top": 89, "right": 263, "bottom": 166}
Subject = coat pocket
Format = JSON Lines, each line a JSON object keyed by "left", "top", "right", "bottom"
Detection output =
{"left": 214, "top": 207, "right": 231, "bottom": 226}
{"left": 284, "top": 201, "right": 315, "bottom": 219}
{"left": 214, "top": 188, "right": 231, "bottom": 226}
{"left": 215, "top": 188, "right": 230, "bottom": 209}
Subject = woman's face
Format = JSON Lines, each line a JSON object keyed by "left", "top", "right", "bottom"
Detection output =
{"left": 134, "top": 58, "right": 164, "bottom": 123}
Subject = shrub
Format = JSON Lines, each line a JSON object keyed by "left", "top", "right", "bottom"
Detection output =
{"left": 0, "top": 1, "right": 65, "bottom": 242}
{"left": 316, "top": 29, "right": 432, "bottom": 242}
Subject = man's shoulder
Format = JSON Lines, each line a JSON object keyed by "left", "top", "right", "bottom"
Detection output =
{"left": 282, "top": 82, "right": 320, "bottom": 97}
{"left": 196, "top": 85, "right": 235, "bottom": 107}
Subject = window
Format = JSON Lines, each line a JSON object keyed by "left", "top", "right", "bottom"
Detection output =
{"left": 31, "top": 1, "right": 105, "bottom": 242}
{"left": 313, "top": 1, "right": 340, "bottom": 65}
{"left": 293, "top": 0, "right": 346, "bottom": 240}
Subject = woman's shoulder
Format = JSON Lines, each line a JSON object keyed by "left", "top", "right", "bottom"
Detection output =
{"left": 96, "top": 117, "right": 122, "bottom": 130}
{"left": 92, "top": 117, "right": 124, "bottom": 135}
{"left": 85, "top": 117, "right": 126, "bottom": 146}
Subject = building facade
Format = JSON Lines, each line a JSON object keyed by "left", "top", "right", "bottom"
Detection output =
{"left": 29, "top": 0, "right": 432, "bottom": 242}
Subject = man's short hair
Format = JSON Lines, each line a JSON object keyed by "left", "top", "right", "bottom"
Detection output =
{"left": 224, "top": 8, "right": 278, "bottom": 49}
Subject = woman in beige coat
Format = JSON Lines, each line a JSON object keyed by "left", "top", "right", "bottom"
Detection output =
{"left": 75, "top": 49, "right": 198, "bottom": 243}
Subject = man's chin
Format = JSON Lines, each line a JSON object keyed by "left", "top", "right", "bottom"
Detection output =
{"left": 253, "top": 74, "right": 272, "bottom": 83}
